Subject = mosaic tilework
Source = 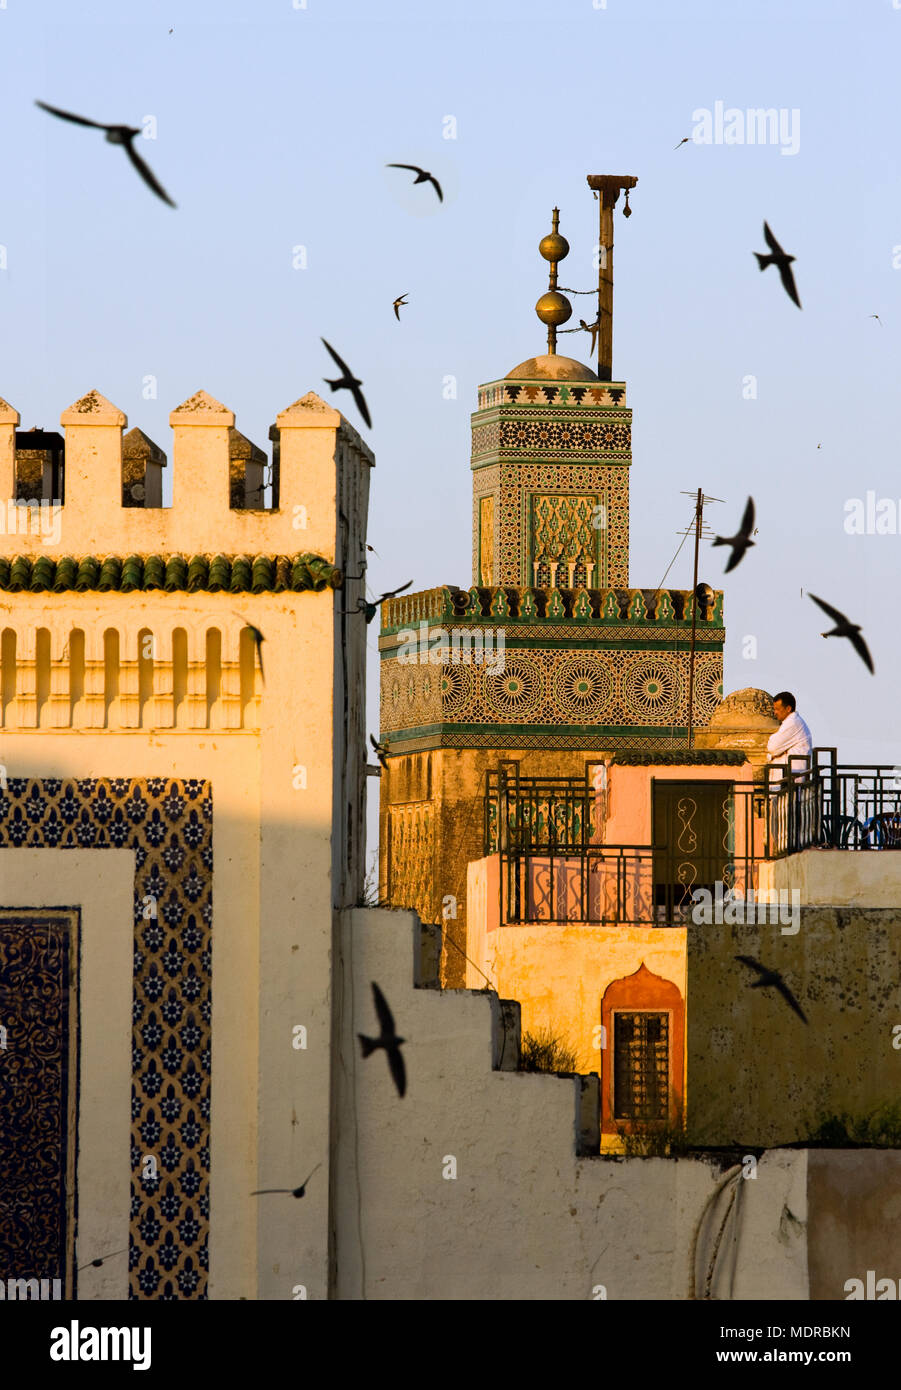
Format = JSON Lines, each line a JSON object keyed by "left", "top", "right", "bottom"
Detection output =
{"left": 0, "top": 777, "right": 212, "bottom": 1300}
{"left": 476, "top": 381, "right": 628, "bottom": 410}
{"left": 391, "top": 731, "right": 721, "bottom": 752}
{"left": 0, "top": 910, "right": 78, "bottom": 1294}
{"left": 503, "top": 464, "right": 628, "bottom": 588}
{"left": 381, "top": 648, "right": 723, "bottom": 736}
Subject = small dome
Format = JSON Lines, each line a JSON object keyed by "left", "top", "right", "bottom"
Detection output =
{"left": 707, "top": 688, "right": 777, "bottom": 730}
{"left": 505, "top": 354, "right": 600, "bottom": 382}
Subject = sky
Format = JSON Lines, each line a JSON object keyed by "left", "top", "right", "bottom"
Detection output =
{"left": 2, "top": 0, "right": 899, "bottom": 874}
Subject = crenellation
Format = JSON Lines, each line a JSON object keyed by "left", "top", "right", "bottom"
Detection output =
{"left": 0, "top": 388, "right": 373, "bottom": 557}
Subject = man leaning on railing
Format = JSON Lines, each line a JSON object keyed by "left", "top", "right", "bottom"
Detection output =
{"left": 765, "top": 691, "right": 813, "bottom": 853}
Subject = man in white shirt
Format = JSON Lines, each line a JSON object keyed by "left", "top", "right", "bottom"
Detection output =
{"left": 766, "top": 691, "right": 813, "bottom": 775}
{"left": 766, "top": 691, "right": 813, "bottom": 851}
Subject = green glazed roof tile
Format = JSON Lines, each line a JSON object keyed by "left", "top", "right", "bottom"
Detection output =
{"left": 121, "top": 555, "right": 144, "bottom": 591}
{"left": 186, "top": 555, "right": 209, "bottom": 592}
{"left": 0, "top": 553, "right": 342, "bottom": 595}
{"left": 164, "top": 556, "right": 188, "bottom": 591}
{"left": 143, "top": 555, "right": 166, "bottom": 589}
{"left": 98, "top": 556, "right": 123, "bottom": 591}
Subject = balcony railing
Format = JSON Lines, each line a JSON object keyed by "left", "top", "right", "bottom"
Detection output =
{"left": 487, "top": 753, "right": 901, "bottom": 927}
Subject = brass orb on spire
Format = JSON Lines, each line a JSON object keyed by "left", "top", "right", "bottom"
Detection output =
{"left": 536, "top": 208, "right": 572, "bottom": 353}
{"left": 535, "top": 291, "right": 572, "bottom": 326}
{"left": 539, "top": 230, "right": 570, "bottom": 262}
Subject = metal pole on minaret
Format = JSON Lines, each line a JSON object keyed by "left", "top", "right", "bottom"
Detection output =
{"left": 586, "top": 175, "right": 638, "bottom": 380}
{"left": 687, "top": 487, "right": 703, "bottom": 749}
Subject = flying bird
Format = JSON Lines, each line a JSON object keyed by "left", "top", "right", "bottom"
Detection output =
{"left": 358, "top": 981, "right": 406, "bottom": 1097}
{"left": 869, "top": 314, "right": 883, "bottom": 326}
{"left": 808, "top": 593, "right": 874, "bottom": 674}
{"left": 340, "top": 581, "right": 413, "bottom": 624}
{"left": 35, "top": 101, "right": 176, "bottom": 208}
{"left": 369, "top": 733, "right": 389, "bottom": 770}
{"left": 78, "top": 1247, "right": 129, "bottom": 1272}
{"left": 712, "top": 496, "right": 755, "bottom": 573}
{"left": 579, "top": 317, "right": 601, "bottom": 356}
{"left": 735, "top": 956, "right": 808, "bottom": 1024}
{"left": 251, "top": 1163, "right": 321, "bottom": 1199}
{"left": 321, "top": 338, "right": 372, "bottom": 429}
{"left": 386, "top": 163, "right": 443, "bottom": 202}
{"left": 674, "top": 137, "right": 691, "bottom": 149}
{"left": 753, "top": 221, "right": 801, "bottom": 308}
{"left": 393, "top": 294, "right": 409, "bottom": 321}
{"left": 233, "top": 616, "right": 266, "bottom": 683}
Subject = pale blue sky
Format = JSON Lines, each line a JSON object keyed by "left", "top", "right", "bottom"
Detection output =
{"left": 2, "top": 0, "right": 899, "bottom": 852}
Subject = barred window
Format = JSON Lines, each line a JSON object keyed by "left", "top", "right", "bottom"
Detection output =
{"left": 613, "top": 1012, "right": 669, "bottom": 1120}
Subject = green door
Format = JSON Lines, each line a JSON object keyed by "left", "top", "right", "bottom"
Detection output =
{"left": 652, "top": 780, "right": 734, "bottom": 918}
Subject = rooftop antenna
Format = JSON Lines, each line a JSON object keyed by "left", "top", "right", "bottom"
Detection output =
{"left": 677, "top": 488, "right": 722, "bottom": 747}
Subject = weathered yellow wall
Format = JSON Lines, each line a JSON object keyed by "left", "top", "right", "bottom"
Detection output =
{"left": 687, "top": 904, "right": 901, "bottom": 1146}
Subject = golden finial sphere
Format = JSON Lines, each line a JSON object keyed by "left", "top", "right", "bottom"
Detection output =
{"left": 535, "top": 290, "right": 572, "bottom": 326}
{"left": 538, "top": 232, "right": 569, "bottom": 262}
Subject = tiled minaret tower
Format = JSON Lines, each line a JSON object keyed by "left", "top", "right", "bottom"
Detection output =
{"left": 379, "top": 179, "right": 725, "bottom": 985}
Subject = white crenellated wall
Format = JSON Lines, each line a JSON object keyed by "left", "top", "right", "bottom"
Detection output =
{"left": 0, "top": 384, "right": 374, "bottom": 1301}
{"left": 0, "top": 387, "right": 373, "bottom": 558}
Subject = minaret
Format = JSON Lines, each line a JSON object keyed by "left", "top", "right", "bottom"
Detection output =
{"left": 470, "top": 205, "right": 633, "bottom": 591}
{"left": 378, "top": 180, "right": 725, "bottom": 988}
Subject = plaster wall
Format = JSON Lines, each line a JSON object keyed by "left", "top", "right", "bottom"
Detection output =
{"left": 466, "top": 855, "right": 685, "bottom": 1075}
{"left": 333, "top": 906, "right": 901, "bottom": 1301}
{"left": 760, "top": 849, "right": 901, "bottom": 908}
{"left": 686, "top": 907, "right": 901, "bottom": 1146}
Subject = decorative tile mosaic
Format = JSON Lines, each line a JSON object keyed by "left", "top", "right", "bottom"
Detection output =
{"left": 0, "top": 776, "right": 212, "bottom": 1301}
{"left": 381, "top": 648, "right": 723, "bottom": 736}
{"left": 0, "top": 910, "right": 79, "bottom": 1294}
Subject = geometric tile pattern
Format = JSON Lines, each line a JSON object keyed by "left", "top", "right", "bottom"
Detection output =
{"left": 476, "top": 380, "right": 628, "bottom": 411}
{"left": 381, "top": 647, "right": 723, "bottom": 735}
{"left": 0, "top": 776, "right": 212, "bottom": 1300}
{"left": 0, "top": 910, "right": 78, "bottom": 1295}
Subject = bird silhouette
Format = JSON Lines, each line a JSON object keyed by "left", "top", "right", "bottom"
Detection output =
{"left": 393, "top": 294, "right": 409, "bottom": 321}
{"left": 35, "top": 101, "right": 176, "bottom": 207}
{"left": 251, "top": 1163, "right": 321, "bottom": 1199}
{"left": 339, "top": 581, "right": 413, "bottom": 624}
{"left": 674, "top": 137, "right": 691, "bottom": 149}
{"left": 808, "top": 593, "right": 874, "bottom": 674}
{"left": 735, "top": 956, "right": 808, "bottom": 1024}
{"left": 369, "top": 733, "right": 389, "bottom": 770}
{"left": 869, "top": 314, "right": 883, "bottom": 326}
{"left": 753, "top": 221, "right": 801, "bottom": 308}
{"left": 78, "top": 1247, "right": 129, "bottom": 1272}
{"left": 386, "top": 163, "right": 443, "bottom": 202}
{"left": 321, "top": 338, "right": 372, "bottom": 429}
{"left": 579, "top": 317, "right": 601, "bottom": 356}
{"left": 358, "top": 981, "right": 406, "bottom": 1097}
{"left": 233, "top": 616, "right": 265, "bottom": 683}
{"left": 712, "top": 497, "right": 755, "bottom": 573}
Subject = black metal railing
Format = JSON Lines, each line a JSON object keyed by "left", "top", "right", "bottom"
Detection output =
{"left": 764, "top": 750, "right": 901, "bottom": 856}
{"left": 486, "top": 752, "right": 901, "bottom": 927}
